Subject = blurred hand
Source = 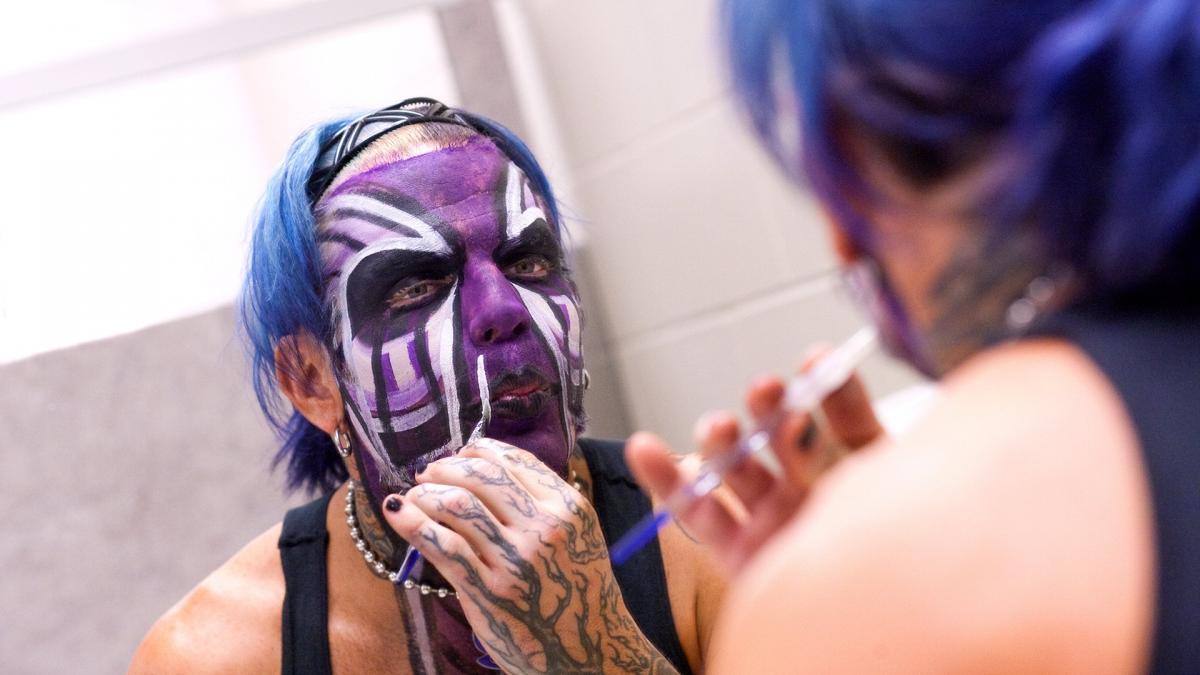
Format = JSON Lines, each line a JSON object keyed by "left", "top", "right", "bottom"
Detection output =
{"left": 626, "top": 349, "right": 885, "bottom": 574}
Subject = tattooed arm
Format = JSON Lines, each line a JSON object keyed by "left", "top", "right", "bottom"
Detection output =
{"left": 384, "top": 438, "right": 679, "bottom": 674}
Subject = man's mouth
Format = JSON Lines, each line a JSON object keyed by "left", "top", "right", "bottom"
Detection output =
{"left": 486, "top": 368, "right": 556, "bottom": 421}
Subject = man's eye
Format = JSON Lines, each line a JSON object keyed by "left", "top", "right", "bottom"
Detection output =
{"left": 505, "top": 255, "right": 552, "bottom": 280}
{"left": 385, "top": 275, "right": 454, "bottom": 310}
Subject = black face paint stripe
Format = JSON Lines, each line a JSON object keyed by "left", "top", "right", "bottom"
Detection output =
{"left": 516, "top": 286, "right": 573, "bottom": 462}
{"left": 348, "top": 186, "right": 468, "bottom": 255}
{"left": 411, "top": 301, "right": 450, "bottom": 465}
{"left": 336, "top": 373, "right": 412, "bottom": 561}
{"left": 366, "top": 320, "right": 416, "bottom": 556}
{"left": 316, "top": 231, "right": 368, "bottom": 250}
{"left": 538, "top": 290, "right": 584, "bottom": 414}
{"left": 449, "top": 286, "right": 473, "bottom": 443}
{"left": 493, "top": 218, "right": 561, "bottom": 265}
{"left": 492, "top": 163, "right": 511, "bottom": 244}
{"left": 395, "top": 590, "right": 430, "bottom": 675}
{"left": 370, "top": 320, "right": 404, "bottom": 468}
{"left": 352, "top": 186, "right": 432, "bottom": 220}
{"left": 326, "top": 208, "right": 422, "bottom": 239}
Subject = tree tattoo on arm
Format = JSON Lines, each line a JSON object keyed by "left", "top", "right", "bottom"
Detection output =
{"left": 390, "top": 442, "right": 681, "bottom": 674}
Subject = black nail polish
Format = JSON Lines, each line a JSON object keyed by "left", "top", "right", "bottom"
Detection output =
{"left": 385, "top": 496, "right": 402, "bottom": 512}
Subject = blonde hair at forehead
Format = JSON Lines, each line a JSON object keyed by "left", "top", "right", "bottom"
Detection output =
{"left": 317, "top": 121, "right": 491, "bottom": 206}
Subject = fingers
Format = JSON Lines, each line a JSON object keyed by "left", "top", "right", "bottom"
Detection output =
{"left": 625, "top": 432, "right": 742, "bottom": 550}
{"left": 743, "top": 376, "right": 819, "bottom": 487}
{"left": 417, "top": 456, "right": 536, "bottom": 524}
{"left": 625, "top": 432, "right": 685, "bottom": 498}
{"left": 798, "top": 347, "right": 884, "bottom": 450}
{"left": 395, "top": 484, "right": 510, "bottom": 568}
{"left": 694, "top": 411, "right": 776, "bottom": 513}
{"left": 820, "top": 373, "right": 884, "bottom": 449}
{"left": 382, "top": 493, "right": 487, "bottom": 579}
{"left": 457, "top": 438, "right": 563, "bottom": 501}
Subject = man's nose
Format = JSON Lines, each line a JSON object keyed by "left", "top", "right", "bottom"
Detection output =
{"left": 463, "top": 268, "right": 531, "bottom": 346}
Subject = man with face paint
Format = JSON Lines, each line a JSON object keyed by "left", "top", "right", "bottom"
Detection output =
{"left": 131, "top": 99, "right": 723, "bottom": 675}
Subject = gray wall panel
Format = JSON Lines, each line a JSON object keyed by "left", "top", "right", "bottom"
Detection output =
{"left": 0, "top": 306, "right": 300, "bottom": 673}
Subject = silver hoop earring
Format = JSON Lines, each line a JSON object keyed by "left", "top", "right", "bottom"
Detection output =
{"left": 333, "top": 427, "right": 352, "bottom": 458}
{"left": 581, "top": 369, "right": 591, "bottom": 391}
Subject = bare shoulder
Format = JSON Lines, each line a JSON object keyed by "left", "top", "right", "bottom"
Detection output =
{"left": 657, "top": 501, "right": 727, "bottom": 670}
{"left": 712, "top": 340, "right": 1154, "bottom": 673}
{"left": 130, "top": 522, "right": 287, "bottom": 675}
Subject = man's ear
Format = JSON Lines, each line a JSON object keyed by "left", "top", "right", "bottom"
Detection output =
{"left": 275, "top": 333, "right": 343, "bottom": 435}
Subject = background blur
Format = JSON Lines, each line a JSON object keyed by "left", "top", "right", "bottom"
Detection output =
{"left": 0, "top": 1, "right": 918, "bottom": 672}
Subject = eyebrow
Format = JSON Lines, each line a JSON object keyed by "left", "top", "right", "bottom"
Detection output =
{"left": 350, "top": 248, "right": 456, "bottom": 282}
{"left": 342, "top": 247, "right": 459, "bottom": 333}
{"left": 494, "top": 217, "right": 561, "bottom": 262}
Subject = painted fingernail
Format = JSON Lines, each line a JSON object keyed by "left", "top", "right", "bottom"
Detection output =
{"left": 385, "top": 495, "right": 402, "bottom": 512}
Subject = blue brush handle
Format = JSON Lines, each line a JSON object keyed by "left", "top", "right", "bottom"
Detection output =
{"left": 610, "top": 509, "right": 673, "bottom": 565}
{"left": 396, "top": 547, "right": 421, "bottom": 584}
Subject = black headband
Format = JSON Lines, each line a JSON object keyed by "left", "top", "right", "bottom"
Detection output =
{"left": 305, "top": 97, "right": 479, "bottom": 205}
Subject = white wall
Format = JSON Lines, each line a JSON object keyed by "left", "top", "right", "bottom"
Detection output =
{"left": 0, "top": 3, "right": 458, "bottom": 365}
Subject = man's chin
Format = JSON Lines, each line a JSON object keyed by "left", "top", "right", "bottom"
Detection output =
{"left": 486, "top": 410, "right": 572, "bottom": 474}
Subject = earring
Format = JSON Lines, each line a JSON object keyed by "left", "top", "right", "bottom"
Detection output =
{"left": 333, "top": 427, "right": 352, "bottom": 458}
{"left": 581, "top": 369, "right": 591, "bottom": 391}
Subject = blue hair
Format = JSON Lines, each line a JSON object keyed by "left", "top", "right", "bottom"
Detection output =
{"left": 723, "top": 0, "right": 1200, "bottom": 304}
{"left": 240, "top": 107, "right": 562, "bottom": 494}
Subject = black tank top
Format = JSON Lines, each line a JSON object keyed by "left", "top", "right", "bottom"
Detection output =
{"left": 278, "top": 437, "right": 694, "bottom": 674}
{"left": 1031, "top": 304, "right": 1200, "bottom": 673}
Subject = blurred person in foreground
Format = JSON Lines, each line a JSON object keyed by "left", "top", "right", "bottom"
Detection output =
{"left": 628, "top": 1, "right": 1199, "bottom": 672}
{"left": 131, "top": 98, "right": 723, "bottom": 674}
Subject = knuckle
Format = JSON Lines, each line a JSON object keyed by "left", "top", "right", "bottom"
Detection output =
{"left": 445, "top": 487, "right": 478, "bottom": 513}
{"left": 406, "top": 484, "right": 432, "bottom": 501}
{"left": 483, "top": 570, "right": 516, "bottom": 597}
{"left": 514, "top": 536, "right": 544, "bottom": 561}
{"left": 541, "top": 524, "right": 569, "bottom": 547}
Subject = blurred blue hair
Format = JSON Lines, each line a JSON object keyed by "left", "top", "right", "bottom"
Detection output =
{"left": 723, "top": 0, "right": 1200, "bottom": 303}
{"left": 240, "top": 107, "right": 562, "bottom": 494}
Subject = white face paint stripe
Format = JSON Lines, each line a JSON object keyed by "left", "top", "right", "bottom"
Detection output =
{"left": 375, "top": 401, "right": 439, "bottom": 433}
{"left": 430, "top": 285, "right": 464, "bottom": 451}
{"left": 522, "top": 182, "right": 536, "bottom": 212}
{"left": 504, "top": 162, "right": 546, "bottom": 239}
{"left": 551, "top": 294, "right": 584, "bottom": 381}
{"left": 517, "top": 206, "right": 547, "bottom": 233}
{"left": 514, "top": 284, "right": 574, "bottom": 447}
{"left": 505, "top": 162, "right": 522, "bottom": 234}
{"left": 325, "top": 193, "right": 451, "bottom": 255}
{"left": 345, "top": 385, "right": 404, "bottom": 486}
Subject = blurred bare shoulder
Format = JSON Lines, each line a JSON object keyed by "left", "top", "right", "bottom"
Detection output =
{"left": 657, "top": 502, "right": 728, "bottom": 671}
{"left": 710, "top": 339, "right": 1154, "bottom": 673}
{"left": 130, "top": 522, "right": 286, "bottom": 675}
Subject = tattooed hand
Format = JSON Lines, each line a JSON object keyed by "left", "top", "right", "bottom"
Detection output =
{"left": 383, "top": 438, "right": 678, "bottom": 674}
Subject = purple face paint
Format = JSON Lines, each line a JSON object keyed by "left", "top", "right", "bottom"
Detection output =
{"left": 316, "top": 137, "right": 585, "bottom": 503}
